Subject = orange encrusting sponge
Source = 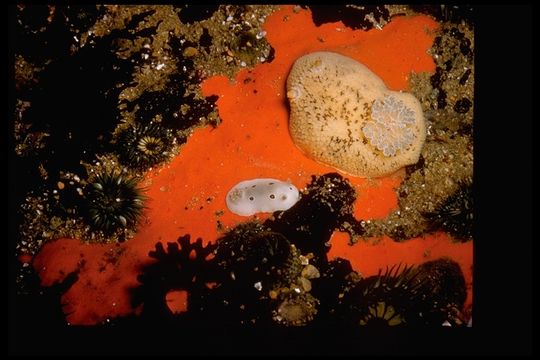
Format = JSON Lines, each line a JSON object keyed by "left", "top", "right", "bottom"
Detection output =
{"left": 32, "top": 6, "right": 471, "bottom": 325}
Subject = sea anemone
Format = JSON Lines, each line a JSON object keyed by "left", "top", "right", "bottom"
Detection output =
{"left": 85, "top": 171, "right": 146, "bottom": 234}
{"left": 116, "top": 122, "right": 175, "bottom": 172}
{"left": 337, "top": 263, "right": 424, "bottom": 327}
{"left": 358, "top": 301, "right": 404, "bottom": 326}
{"left": 337, "top": 259, "right": 468, "bottom": 327}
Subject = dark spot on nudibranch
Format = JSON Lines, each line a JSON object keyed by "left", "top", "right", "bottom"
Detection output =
{"left": 270, "top": 194, "right": 275, "bottom": 199}
{"left": 249, "top": 196, "right": 254, "bottom": 201}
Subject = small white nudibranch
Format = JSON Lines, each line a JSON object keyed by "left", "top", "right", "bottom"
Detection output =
{"left": 226, "top": 178, "right": 300, "bottom": 216}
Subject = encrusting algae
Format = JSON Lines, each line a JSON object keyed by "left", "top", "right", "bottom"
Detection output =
{"left": 15, "top": 5, "right": 473, "bottom": 325}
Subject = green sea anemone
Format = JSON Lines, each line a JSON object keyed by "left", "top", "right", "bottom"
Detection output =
{"left": 85, "top": 171, "right": 146, "bottom": 233}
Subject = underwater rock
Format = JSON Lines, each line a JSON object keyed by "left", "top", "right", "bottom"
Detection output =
{"left": 214, "top": 222, "right": 303, "bottom": 291}
{"left": 310, "top": 257, "right": 358, "bottom": 325}
{"left": 204, "top": 222, "right": 305, "bottom": 325}
{"left": 410, "top": 257, "right": 468, "bottom": 326}
{"left": 265, "top": 173, "right": 364, "bottom": 268}
{"left": 287, "top": 51, "right": 426, "bottom": 177}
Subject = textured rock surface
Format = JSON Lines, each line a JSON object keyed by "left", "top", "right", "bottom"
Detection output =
{"left": 287, "top": 51, "right": 426, "bottom": 177}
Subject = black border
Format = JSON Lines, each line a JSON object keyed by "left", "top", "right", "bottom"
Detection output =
{"left": 8, "top": 4, "right": 533, "bottom": 356}
{"left": 471, "top": 3, "right": 533, "bottom": 356}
